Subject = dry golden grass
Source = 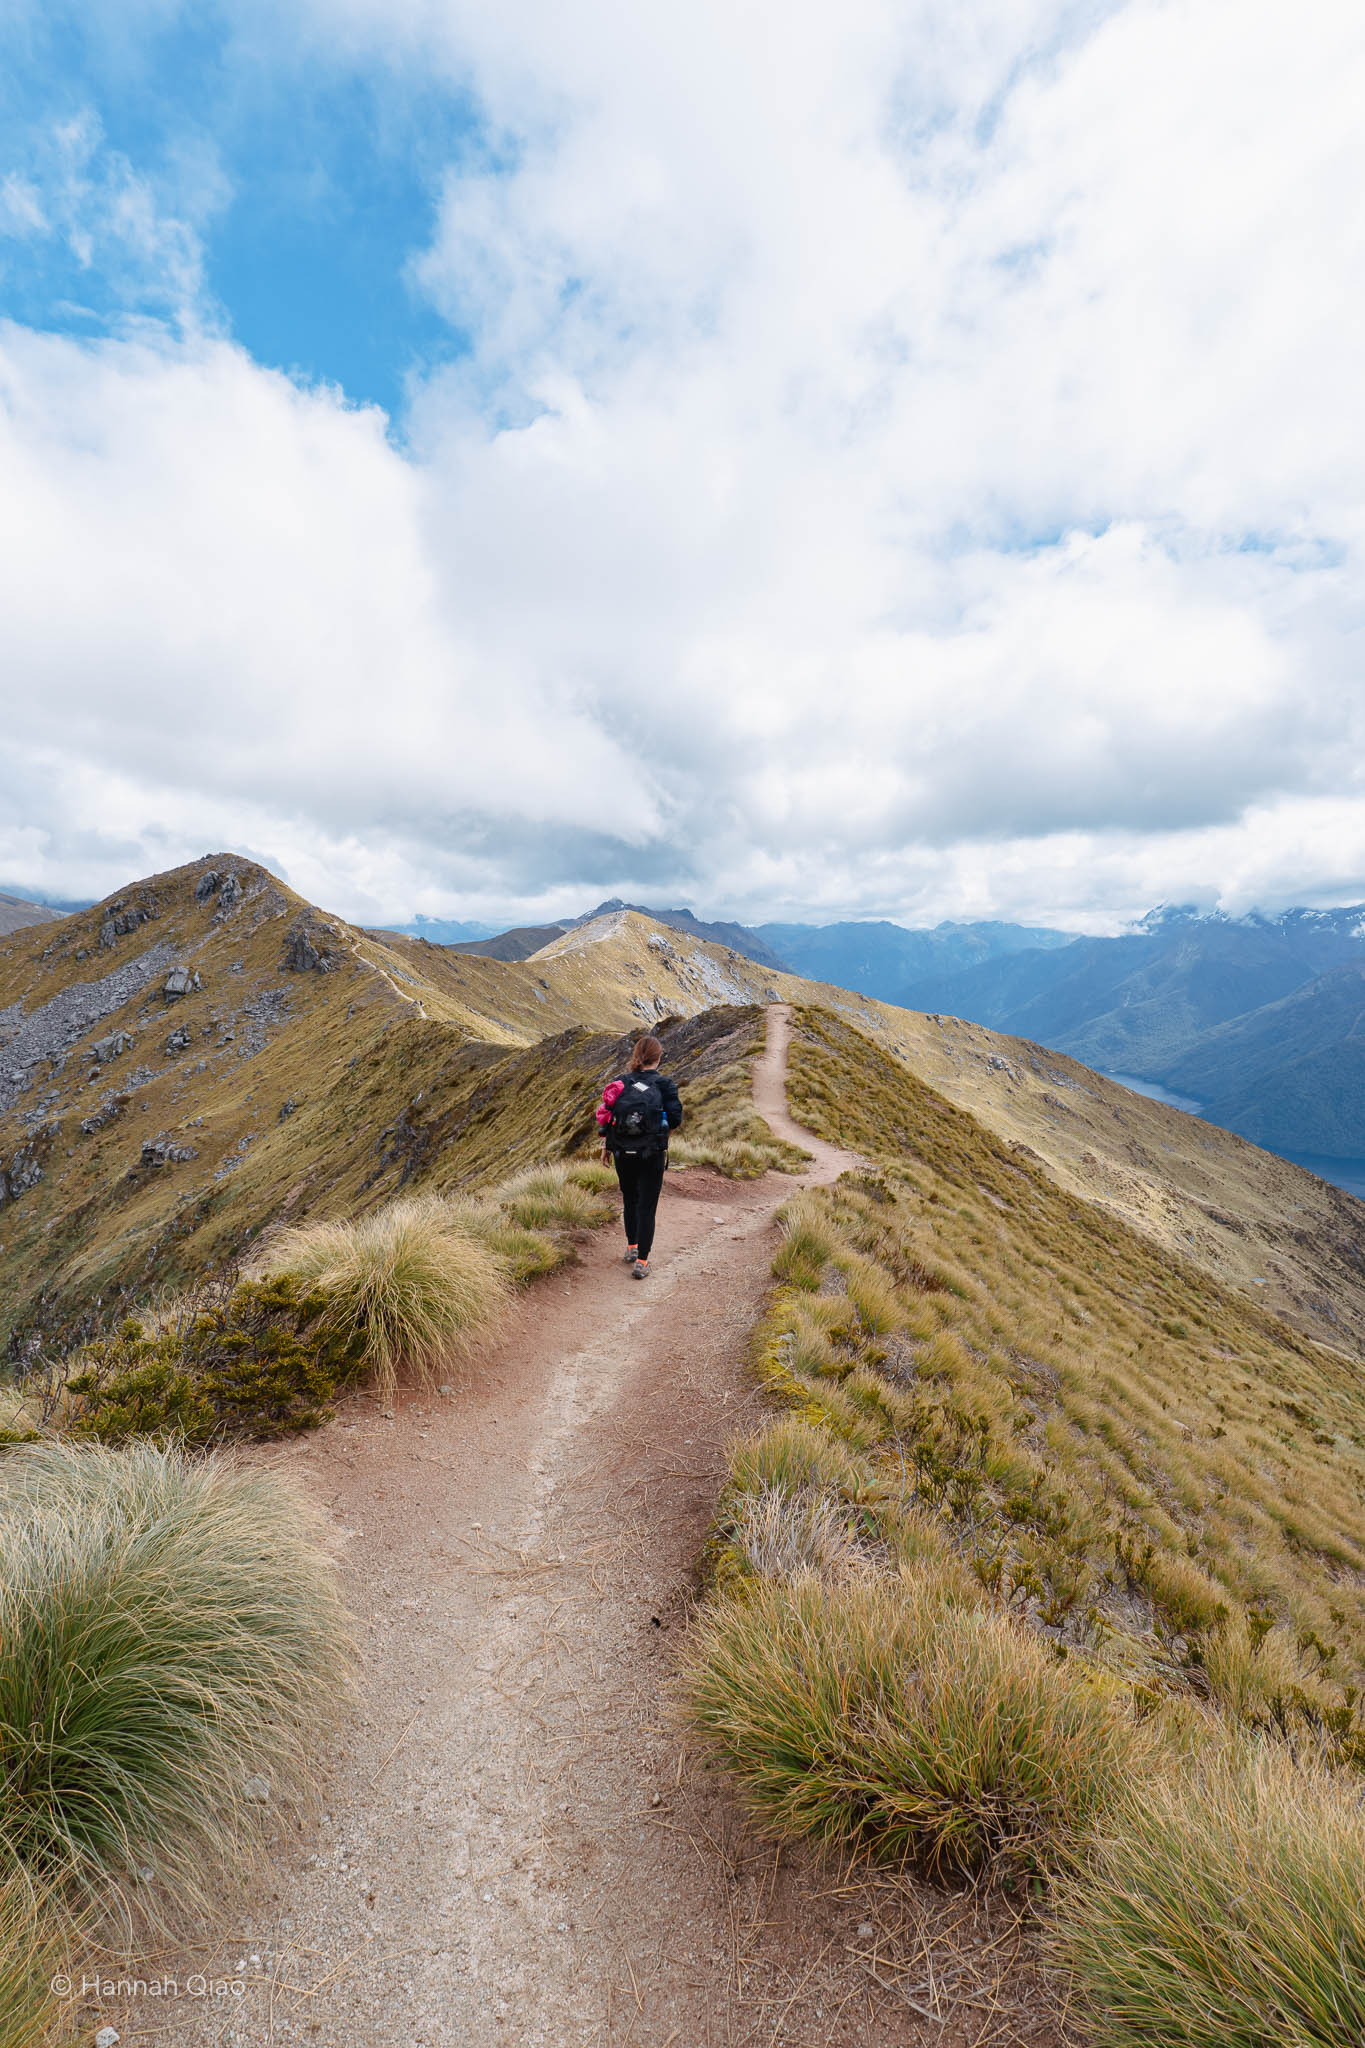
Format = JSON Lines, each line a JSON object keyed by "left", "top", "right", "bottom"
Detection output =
{"left": 771, "top": 1008, "right": 1365, "bottom": 1742}
{"left": 0, "top": 1441, "right": 353, "bottom": 1921}
{"left": 1054, "top": 1740, "right": 1365, "bottom": 2045}
{"left": 0, "top": 1875, "right": 71, "bottom": 2048}
{"left": 684, "top": 1569, "right": 1146, "bottom": 1880}
{"left": 667, "top": 1052, "right": 811, "bottom": 1178}
{"left": 684, "top": 1005, "right": 1365, "bottom": 2039}
{"left": 269, "top": 1200, "right": 511, "bottom": 1395}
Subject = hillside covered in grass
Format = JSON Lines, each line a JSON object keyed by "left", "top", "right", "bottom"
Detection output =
{"left": 6, "top": 850, "right": 1361, "bottom": 1378}
{"left": 0, "top": 856, "right": 801, "bottom": 1355}
{"left": 686, "top": 1003, "right": 1365, "bottom": 2045}
{"left": 778, "top": 1005, "right": 1365, "bottom": 1712}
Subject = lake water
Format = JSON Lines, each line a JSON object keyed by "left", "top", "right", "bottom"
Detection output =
{"left": 1099, "top": 1071, "right": 1365, "bottom": 1203}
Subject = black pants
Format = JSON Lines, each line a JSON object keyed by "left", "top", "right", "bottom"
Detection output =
{"left": 614, "top": 1149, "right": 666, "bottom": 1259}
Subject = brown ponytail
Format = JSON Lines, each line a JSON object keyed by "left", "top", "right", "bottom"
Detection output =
{"left": 629, "top": 1034, "right": 663, "bottom": 1072}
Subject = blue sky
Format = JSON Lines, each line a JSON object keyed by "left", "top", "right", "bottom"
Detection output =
{"left": 0, "top": 5, "right": 474, "bottom": 414}
{"left": 0, "top": 0, "right": 1362, "bottom": 929}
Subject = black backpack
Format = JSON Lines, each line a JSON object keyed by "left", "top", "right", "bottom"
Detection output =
{"left": 606, "top": 1072, "right": 667, "bottom": 1156}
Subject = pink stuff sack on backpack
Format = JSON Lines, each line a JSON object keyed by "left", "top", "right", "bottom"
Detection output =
{"left": 595, "top": 1078, "right": 624, "bottom": 1128}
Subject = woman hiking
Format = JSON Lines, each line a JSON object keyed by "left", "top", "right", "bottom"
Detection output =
{"left": 596, "top": 1034, "right": 683, "bottom": 1279}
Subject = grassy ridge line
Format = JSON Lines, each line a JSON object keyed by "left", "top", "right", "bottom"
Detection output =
{"left": 779, "top": 1005, "right": 1365, "bottom": 1709}
{"left": 5, "top": 1000, "right": 780, "bottom": 1358}
{"left": 682, "top": 1002, "right": 1365, "bottom": 2045}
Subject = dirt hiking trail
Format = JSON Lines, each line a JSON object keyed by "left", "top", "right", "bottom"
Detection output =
{"left": 130, "top": 1006, "right": 1064, "bottom": 2048}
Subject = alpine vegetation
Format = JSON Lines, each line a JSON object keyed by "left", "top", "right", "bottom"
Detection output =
{"left": 265, "top": 1198, "right": 513, "bottom": 1396}
{"left": 686, "top": 1004, "right": 1365, "bottom": 2044}
{"left": 686, "top": 1567, "right": 1143, "bottom": 1879}
{"left": 1055, "top": 1742, "right": 1365, "bottom": 2047}
{"left": 0, "top": 1440, "right": 354, "bottom": 1919}
{"left": 0, "top": 1874, "right": 71, "bottom": 2048}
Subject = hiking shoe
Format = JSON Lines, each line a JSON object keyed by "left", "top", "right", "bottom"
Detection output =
{"left": 623, "top": 1244, "right": 639, "bottom": 1264}
{"left": 632, "top": 1258, "right": 650, "bottom": 1280}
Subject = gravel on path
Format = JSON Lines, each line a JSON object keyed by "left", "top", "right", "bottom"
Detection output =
{"left": 92, "top": 1007, "right": 1066, "bottom": 2048}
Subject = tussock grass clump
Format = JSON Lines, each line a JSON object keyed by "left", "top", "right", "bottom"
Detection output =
{"left": 728, "top": 1416, "right": 873, "bottom": 1503}
{"left": 1056, "top": 1743, "right": 1365, "bottom": 2047}
{"left": 731, "top": 1483, "right": 866, "bottom": 1582}
{"left": 772, "top": 1193, "right": 840, "bottom": 1291}
{"left": 271, "top": 1199, "right": 510, "bottom": 1395}
{"left": 564, "top": 1160, "right": 617, "bottom": 1194}
{"left": 0, "top": 1441, "right": 353, "bottom": 1916}
{"left": 0, "top": 1876, "right": 70, "bottom": 2048}
{"left": 685, "top": 1571, "right": 1140, "bottom": 1879}
{"left": 430, "top": 1198, "right": 564, "bottom": 1285}
{"left": 496, "top": 1165, "right": 614, "bottom": 1232}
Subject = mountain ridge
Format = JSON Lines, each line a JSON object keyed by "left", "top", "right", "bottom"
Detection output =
{"left": 4, "top": 858, "right": 1363, "bottom": 1366}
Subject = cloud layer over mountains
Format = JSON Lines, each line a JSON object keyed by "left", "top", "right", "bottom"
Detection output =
{"left": 1, "top": 0, "right": 1362, "bottom": 929}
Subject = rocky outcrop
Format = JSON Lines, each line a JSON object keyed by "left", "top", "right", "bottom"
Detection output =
{"left": 282, "top": 919, "right": 342, "bottom": 974}
{"left": 0, "top": 943, "right": 177, "bottom": 1118}
{"left": 98, "top": 900, "right": 156, "bottom": 950}
{"left": 139, "top": 1136, "right": 199, "bottom": 1168}
{"left": 0, "top": 1129, "right": 55, "bottom": 1207}
{"left": 81, "top": 1094, "right": 129, "bottom": 1136}
{"left": 162, "top": 966, "right": 202, "bottom": 1000}
{"left": 91, "top": 1029, "right": 134, "bottom": 1065}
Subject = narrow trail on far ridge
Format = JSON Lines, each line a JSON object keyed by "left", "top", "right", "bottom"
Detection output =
{"left": 150, "top": 1006, "right": 1062, "bottom": 2048}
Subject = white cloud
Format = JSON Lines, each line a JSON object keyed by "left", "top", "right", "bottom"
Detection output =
{"left": 1, "top": 0, "right": 1364, "bottom": 927}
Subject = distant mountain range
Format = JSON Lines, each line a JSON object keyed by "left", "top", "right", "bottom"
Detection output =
{"left": 905, "top": 905, "right": 1365, "bottom": 1159}
{"left": 756, "top": 918, "right": 1075, "bottom": 1004}
{"left": 372, "top": 896, "right": 1365, "bottom": 1161}
{"left": 405, "top": 900, "right": 792, "bottom": 973}
{"left": 378, "top": 913, "right": 502, "bottom": 945}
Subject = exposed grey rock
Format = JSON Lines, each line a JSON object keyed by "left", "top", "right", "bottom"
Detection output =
{"left": 164, "top": 1024, "right": 192, "bottom": 1055}
{"left": 278, "top": 1097, "right": 299, "bottom": 1120}
{"left": 82, "top": 1094, "right": 129, "bottom": 1136}
{"left": 92, "top": 1028, "right": 134, "bottom": 1064}
{"left": 217, "top": 871, "right": 242, "bottom": 915}
{"left": 162, "top": 965, "right": 202, "bottom": 1000}
{"left": 282, "top": 919, "right": 341, "bottom": 973}
{"left": 98, "top": 900, "right": 155, "bottom": 949}
{"left": 195, "top": 868, "right": 221, "bottom": 902}
{"left": 0, "top": 1135, "right": 50, "bottom": 1207}
{"left": 139, "top": 1137, "right": 199, "bottom": 1168}
{"left": 0, "top": 943, "right": 177, "bottom": 1117}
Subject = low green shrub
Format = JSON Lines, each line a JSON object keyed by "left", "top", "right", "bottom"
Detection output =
{"left": 684, "top": 1569, "right": 1140, "bottom": 1879}
{"left": 1056, "top": 1742, "right": 1365, "bottom": 2047}
{"left": 61, "top": 1276, "right": 362, "bottom": 1443}
{"left": 0, "top": 1440, "right": 354, "bottom": 1917}
{"left": 270, "top": 1199, "right": 511, "bottom": 1394}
